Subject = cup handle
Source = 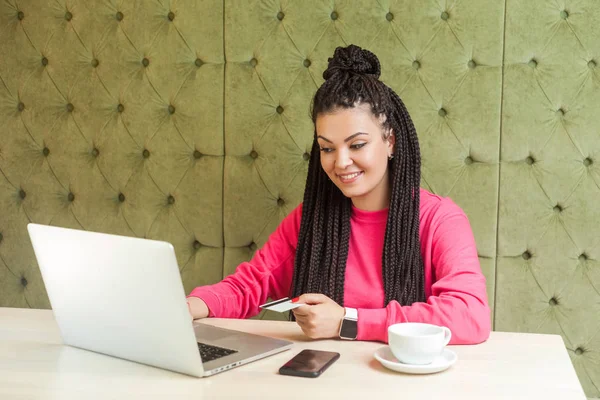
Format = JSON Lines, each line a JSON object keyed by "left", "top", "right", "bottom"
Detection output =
{"left": 441, "top": 327, "right": 452, "bottom": 346}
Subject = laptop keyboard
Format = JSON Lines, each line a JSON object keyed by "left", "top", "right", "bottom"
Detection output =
{"left": 197, "top": 342, "right": 238, "bottom": 363}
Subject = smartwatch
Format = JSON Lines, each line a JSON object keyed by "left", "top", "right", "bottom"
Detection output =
{"left": 339, "top": 307, "right": 358, "bottom": 340}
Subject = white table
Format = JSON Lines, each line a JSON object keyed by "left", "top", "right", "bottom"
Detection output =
{"left": 0, "top": 308, "right": 586, "bottom": 399}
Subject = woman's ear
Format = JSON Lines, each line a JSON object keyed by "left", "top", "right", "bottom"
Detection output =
{"left": 387, "top": 129, "right": 396, "bottom": 156}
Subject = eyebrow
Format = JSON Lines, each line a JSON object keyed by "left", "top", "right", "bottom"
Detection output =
{"left": 316, "top": 132, "right": 368, "bottom": 143}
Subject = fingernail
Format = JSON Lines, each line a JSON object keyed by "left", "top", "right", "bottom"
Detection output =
{"left": 291, "top": 297, "right": 300, "bottom": 303}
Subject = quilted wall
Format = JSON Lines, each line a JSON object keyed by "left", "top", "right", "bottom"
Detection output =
{"left": 0, "top": 0, "right": 598, "bottom": 396}
{"left": 497, "top": 0, "right": 600, "bottom": 395}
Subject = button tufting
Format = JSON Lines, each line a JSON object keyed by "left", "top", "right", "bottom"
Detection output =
{"left": 249, "top": 242, "right": 258, "bottom": 251}
{"left": 464, "top": 156, "right": 473, "bottom": 165}
{"left": 526, "top": 156, "right": 535, "bottom": 165}
{"left": 250, "top": 58, "right": 258, "bottom": 67}
{"left": 528, "top": 59, "right": 537, "bottom": 68}
{"left": 91, "top": 58, "right": 99, "bottom": 68}
{"left": 19, "top": 189, "right": 26, "bottom": 200}
{"left": 588, "top": 60, "right": 597, "bottom": 69}
{"left": 554, "top": 205, "right": 563, "bottom": 213}
{"left": 575, "top": 347, "right": 584, "bottom": 355}
{"left": 277, "top": 198, "right": 285, "bottom": 206}
{"left": 250, "top": 150, "right": 258, "bottom": 159}
{"left": 276, "top": 106, "right": 284, "bottom": 114}
{"left": 142, "top": 58, "right": 150, "bottom": 67}
{"left": 195, "top": 58, "right": 203, "bottom": 67}
{"left": 43, "top": 147, "right": 49, "bottom": 157}
{"left": 556, "top": 108, "right": 565, "bottom": 117}
{"left": 549, "top": 297, "right": 558, "bottom": 306}
{"left": 21, "top": 277, "right": 27, "bottom": 287}
{"left": 193, "top": 240, "right": 201, "bottom": 250}
{"left": 412, "top": 60, "right": 421, "bottom": 70}
{"left": 560, "top": 10, "right": 569, "bottom": 19}
{"left": 117, "top": 104, "right": 124, "bottom": 113}
{"left": 193, "top": 150, "right": 202, "bottom": 159}
{"left": 168, "top": 195, "right": 175, "bottom": 205}
{"left": 579, "top": 254, "right": 588, "bottom": 262}
{"left": 441, "top": 11, "right": 449, "bottom": 20}
{"left": 65, "top": 11, "right": 72, "bottom": 21}
{"left": 68, "top": 192, "right": 75, "bottom": 202}
{"left": 168, "top": 11, "right": 175, "bottom": 21}
{"left": 277, "top": 11, "right": 284, "bottom": 20}
{"left": 386, "top": 12, "right": 394, "bottom": 21}
{"left": 438, "top": 108, "right": 447, "bottom": 117}
{"left": 303, "top": 59, "right": 311, "bottom": 68}
{"left": 66, "top": 103, "right": 74, "bottom": 112}
{"left": 168, "top": 105, "right": 175, "bottom": 114}
{"left": 303, "top": 152, "right": 310, "bottom": 161}
{"left": 92, "top": 148, "right": 99, "bottom": 157}
{"left": 116, "top": 11, "right": 123, "bottom": 21}
{"left": 118, "top": 193, "right": 125, "bottom": 202}
{"left": 0, "top": 232, "right": 3, "bottom": 243}
{"left": 17, "top": 102, "right": 25, "bottom": 112}
{"left": 468, "top": 60, "right": 477, "bottom": 69}
{"left": 41, "top": 57, "right": 48, "bottom": 67}
{"left": 17, "top": 11, "right": 24, "bottom": 20}
{"left": 584, "top": 158, "right": 593, "bottom": 167}
{"left": 522, "top": 251, "right": 531, "bottom": 260}
{"left": 331, "top": 11, "right": 338, "bottom": 20}
{"left": 142, "top": 149, "right": 150, "bottom": 159}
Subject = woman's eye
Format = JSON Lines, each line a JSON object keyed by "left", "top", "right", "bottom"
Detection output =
{"left": 319, "top": 147, "right": 333, "bottom": 153}
{"left": 351, "top": 143, "right": 366, "bottom": 150}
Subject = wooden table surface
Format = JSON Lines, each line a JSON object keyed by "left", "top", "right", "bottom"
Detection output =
{"left": 0, "top": 308, "right": 586, "bottom": 399}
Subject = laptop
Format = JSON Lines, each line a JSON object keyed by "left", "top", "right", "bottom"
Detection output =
{"left": 27, "top": 223, "right": 293, "bottom": 377}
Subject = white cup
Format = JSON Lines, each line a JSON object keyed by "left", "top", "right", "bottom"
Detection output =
{"left": 388, "top": 323, "right": 452, "bottom": 365}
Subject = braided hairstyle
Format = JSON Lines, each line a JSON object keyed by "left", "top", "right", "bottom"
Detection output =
{"left": 290, "top": 44, "right": 425, "bottom": 308}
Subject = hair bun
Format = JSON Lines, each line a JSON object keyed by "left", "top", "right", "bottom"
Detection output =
{"left": 323, "top": 44, "right": 381, "bottom": 81}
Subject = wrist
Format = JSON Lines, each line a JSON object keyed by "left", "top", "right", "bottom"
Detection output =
{"left": 187, "top": 296, "right": 209, "bottom": 319}
{"left": 339, "top": 307, "right": 358, "bottom": 340}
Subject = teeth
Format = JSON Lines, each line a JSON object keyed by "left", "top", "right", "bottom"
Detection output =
{"left": 340, "top": 172, "right": 360, "bottom": 180}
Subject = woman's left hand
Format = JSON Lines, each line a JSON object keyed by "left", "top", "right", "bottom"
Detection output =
{"left": 291, "top": 293, "right": 346, "bottom": 339}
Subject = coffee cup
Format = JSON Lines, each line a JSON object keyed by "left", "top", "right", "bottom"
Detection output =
{"left": 388, "top": 323, "right": 452, "bottom": 365}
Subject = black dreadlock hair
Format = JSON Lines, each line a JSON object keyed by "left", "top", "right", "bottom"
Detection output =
{"left": 290, "top": 44, "right": 425, "bottom": 308}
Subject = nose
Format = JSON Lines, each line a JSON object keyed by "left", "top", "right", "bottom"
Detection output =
{"left": 335, "top": 149, "right": 353, "bottom": 169}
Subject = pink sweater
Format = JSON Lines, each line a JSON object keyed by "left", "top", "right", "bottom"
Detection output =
{"left": 189, "top": 189, "right": 491, "bottom": 345}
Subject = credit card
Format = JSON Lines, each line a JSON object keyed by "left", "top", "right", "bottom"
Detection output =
{"left": 259, "top": 297, "right": 304, "bottom": 312}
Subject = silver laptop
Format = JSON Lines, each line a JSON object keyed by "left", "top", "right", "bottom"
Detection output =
{"left": 27, "top": 223, "right": 292, "bottom": 377}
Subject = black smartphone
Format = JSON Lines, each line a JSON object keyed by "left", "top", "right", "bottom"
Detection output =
{"left": 278, "top": 349, "right": 340, "bottom": 378}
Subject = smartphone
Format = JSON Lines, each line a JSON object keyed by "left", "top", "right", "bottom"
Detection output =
{"left": 278, "top": 349, "right": 340, "bottom": 378}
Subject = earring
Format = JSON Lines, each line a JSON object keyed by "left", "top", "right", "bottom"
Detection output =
{"left": 388, "top": 154, "right": 394, "bottom": 160}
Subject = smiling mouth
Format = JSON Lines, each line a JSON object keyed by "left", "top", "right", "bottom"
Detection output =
{"left": 337, "top": 171, "right": 363, "bottom": 183}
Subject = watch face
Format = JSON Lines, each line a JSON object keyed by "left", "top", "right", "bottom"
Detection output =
{"left": 340, "top": 319, "right": 358, "bottom": 339}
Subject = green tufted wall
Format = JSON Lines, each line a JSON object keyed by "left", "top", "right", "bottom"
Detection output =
{"left": 498, "top": 1, "right": 600, "bottom": 396}
{"left": 0, "top": 0, "right": 598, "bottom": 397}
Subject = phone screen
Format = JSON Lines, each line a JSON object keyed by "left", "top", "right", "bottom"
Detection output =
{"left": 279, "top": 349, "right": 340, "bottom": 377}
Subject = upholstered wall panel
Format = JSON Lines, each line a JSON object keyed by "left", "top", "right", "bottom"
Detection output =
{"left": 497, "top": 0, "right": 600, "bottom": 396}
{"left": 0, "top": 0, "right": 225, "bottom": 306}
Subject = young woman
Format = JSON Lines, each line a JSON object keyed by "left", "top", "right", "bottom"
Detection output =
{"left": 187, "top": 45, "right": 490, "bottom": 345}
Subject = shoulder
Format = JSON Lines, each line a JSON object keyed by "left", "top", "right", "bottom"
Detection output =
{"left": 288, "top": 202, "right": 304, "bottom": 220}
{"left": 418, "top": 189, "right": 476, "bottom": 250}
{"left": 419, "top": 188, "right": 467, "bottom": 224}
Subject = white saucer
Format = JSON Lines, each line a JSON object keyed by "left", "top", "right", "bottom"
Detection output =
{"left": 374, "top": 346, "right": 457, "bottom": 374}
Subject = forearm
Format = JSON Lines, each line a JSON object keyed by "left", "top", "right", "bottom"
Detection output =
{"left": 186, "top": 205, "right": 301, "bottom": 319}
{"left": 187, "top": 275, "right": 266, "bottom": 319}
{"left": 357, "top": 289, "right": 491, "bottom": 344}
{"left": 186, "top": 253, "right": 295, "bottom": 319}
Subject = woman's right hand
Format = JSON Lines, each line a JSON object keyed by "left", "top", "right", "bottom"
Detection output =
{"left": 186, "top": 297, "right": 210, "bottom": 320}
